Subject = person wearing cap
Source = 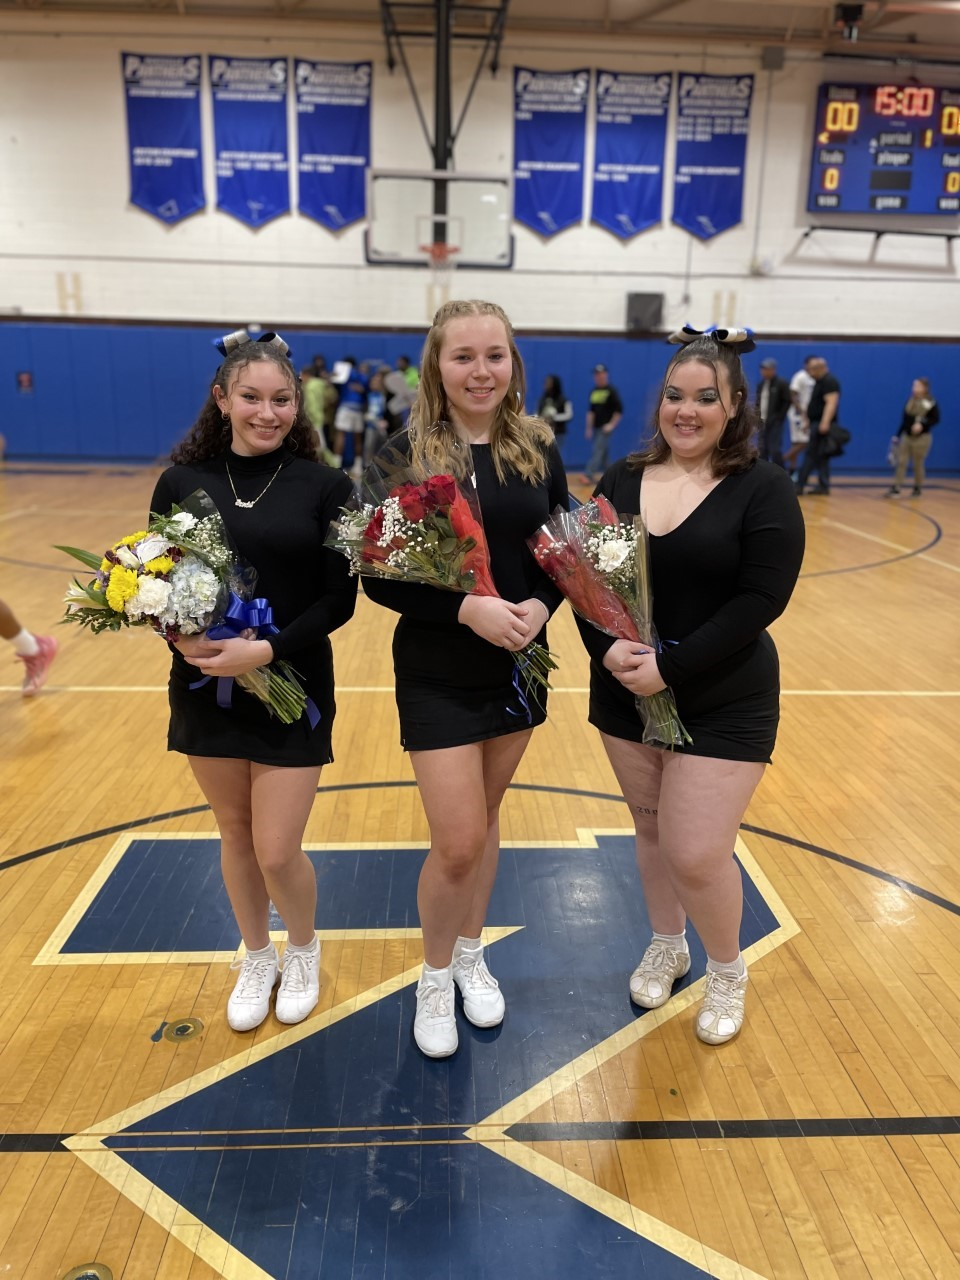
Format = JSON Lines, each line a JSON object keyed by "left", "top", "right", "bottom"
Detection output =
{"left": 581, "top": 364, "right": 624, "bottom": 484}
{"left": 754, "top": 358, "right": 790, "bottom": 468}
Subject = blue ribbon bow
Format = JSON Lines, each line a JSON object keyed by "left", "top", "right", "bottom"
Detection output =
{"left": 189, "top": 591, "right": 320, "bottom": 729}
{"left": 507, "top": 655, "right": 535, "bottom": 726}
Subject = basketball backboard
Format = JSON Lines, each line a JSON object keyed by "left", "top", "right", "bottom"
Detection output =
{"left": 364, "top": 169, "right": 514, "bottom": 269}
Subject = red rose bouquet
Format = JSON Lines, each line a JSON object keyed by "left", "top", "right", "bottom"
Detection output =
{"left": 326, "top": 460, "right": 557, "bottom": 705}
{"left": 529, "top": 495, "right": 690, "bottom": 748}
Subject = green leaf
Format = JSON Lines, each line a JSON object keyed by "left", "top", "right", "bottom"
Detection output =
{"left": 54, "top": 545, "right": 104, "bottom": 571}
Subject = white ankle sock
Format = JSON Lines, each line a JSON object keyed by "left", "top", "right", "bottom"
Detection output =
{"left": 652, "top": 930, "right": 688, "bottom": 952}
{"left": 422, "top": 961, "right": 452, "bottom": 989}
{"left": 455, "top": 934, "right": 483, "bottom": 958}
{"left": 245, "top": 941, "right": 276, "bottom": 960}
{"left": 285, "top": 935, "right": 319, "bottom": 957}
{"left": 707, "top": 954, "right": 746, "bottom": 979}
{"left": 9, "top": 628, "right": 39, "bottom": 657}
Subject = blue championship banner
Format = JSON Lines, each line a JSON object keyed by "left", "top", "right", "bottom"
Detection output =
{"left": 513, "top": 67, "right": 589, "bottom": 237}
{"left": 592, "top": 71, "right": 671, "bottom": 239}
{"left": 122, "top": 53, "right": 204, "bottom": 224}
{"left": 672, "top": 73, "right": 753, "bottom": 240}
{"left": 209, "top": 56, "right": 290, "bottom": 228}
{"left": 295, "top": 60, "right": 371, "bottom": 230}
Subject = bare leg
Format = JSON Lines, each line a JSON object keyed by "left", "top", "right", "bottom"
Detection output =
{"left": 657, "top": 753, "right": 765, "bottom": 962}
{"left": 461, "top": 730, "right": 533, "bottom": 938}
{"left": 189, "top": 756, "right": 268, "bottom": 949}
{"left": 600, "top": 733, "right": 684, "bottom": 934}
{"left": 250, "top": 762, "right": 322, "bottom": 946}
{"left": 411, "top": 729, "right": 532, "bottom": 967}
{"left": 0, "top": 599, "right": 23, "bottom": 641}
{"left": 189, "top": 757, "right": 321, "bottom": 949}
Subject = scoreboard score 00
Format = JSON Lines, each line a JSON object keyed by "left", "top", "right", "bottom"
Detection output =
{"left": 807, "top": 82, "right": 960, "bottom": 216}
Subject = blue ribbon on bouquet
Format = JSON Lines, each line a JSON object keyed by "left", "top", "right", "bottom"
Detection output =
{"left": 507, "top": 654, "right": 535, "bottom": 725}
{"left": 189, "top": 591, "right": 320, "bottom": 729}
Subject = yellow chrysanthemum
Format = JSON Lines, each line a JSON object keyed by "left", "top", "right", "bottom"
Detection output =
{"left": 144, "top": 555, "right": 175, "bottom": 577}
{"left": 100, "top": 557, "right": 112, "bottom": 573}
{"left": 105, "top": 565, "right": 139, "bottom": 612}
{"left": 116, "top": 531, "right": 148, "bottom": 549}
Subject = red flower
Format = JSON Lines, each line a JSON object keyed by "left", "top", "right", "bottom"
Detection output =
{"left": 393, "top": 483, "right": 427, "bottom": 523}
{"left": 448, "top": 489, "right": 498, "bottom": 596}
{"left": 529, "top": 526, "right": 640, "bottom": 643}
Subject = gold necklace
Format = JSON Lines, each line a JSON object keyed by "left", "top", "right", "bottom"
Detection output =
{"left": 225, "top": 458, "right": 285, "bottom": 509}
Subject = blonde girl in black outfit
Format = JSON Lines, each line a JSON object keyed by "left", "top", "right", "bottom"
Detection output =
{"left": 151, "top": 332, "right": 357, "bottom": 1033}
{"left": 363, "top": 301, "right": 568, "bottom": 1058}
{"left": 578, "top": 329, "right": 804, "bottom": 1045}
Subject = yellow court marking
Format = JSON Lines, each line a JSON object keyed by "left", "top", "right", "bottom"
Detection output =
{"left": 463, "top": 835, "right": 798, "bottom": 1280}
{"left": 34, "top": 827, "right": 638, "bottom": 966}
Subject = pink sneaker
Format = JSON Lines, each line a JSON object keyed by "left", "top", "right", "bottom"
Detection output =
{"left": 18, "top": 634, "right": 58, "bottom": 696}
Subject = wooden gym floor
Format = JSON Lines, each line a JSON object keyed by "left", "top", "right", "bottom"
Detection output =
{"left": 1, "top": 462, "right": 959, "bottom": 1280}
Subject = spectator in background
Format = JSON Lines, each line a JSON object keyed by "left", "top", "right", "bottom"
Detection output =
{"left": 754, "top": 358, "right": 790, "bottom": 468}
{"left": 1, "top": 599, "right": 58, "bottom": 695}
{"left": 886, "top": 377, "right": 940, "bottom": 499}
{"left": 331, "top": 356, "right": 369, "bottom": 470}
{"left": 581, "top": 363, "right": 623, "bottom": 484}
{"left": 795, "top": 357, "right": 840, "bottom": 496}
{"left": 784, "top": 355, "right": 817, "bottom": 481}
{"left": 362, "top": 367, "right": 390, "bottom": 470}
{"left": 537, "top": 374, "right": 573, "bottom": 440}
{"left": 397, "top": 355, "right": 419, "bottom": 390}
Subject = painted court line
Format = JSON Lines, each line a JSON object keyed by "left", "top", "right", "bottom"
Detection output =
{"left": 821, "top": 517, "right": 960, "bottom": 573}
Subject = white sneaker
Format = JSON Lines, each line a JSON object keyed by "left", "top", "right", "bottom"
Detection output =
{"left": 452, "top": 948, "right": 505, "bottom": 1027}
{"left": 276, "top": 944, "right": 321, "bottom": 1025}
{"left": 414, "top": 973, "right": 458, "bottom": 1058}
{"left": 629, "top": 940, "right": 691, "bottom": 1009}
{"left": 227, "top": 946, "right": 278, "bottom": 1031}
{"left": 696, "top": 967, "right": 748, "bottom": 1045}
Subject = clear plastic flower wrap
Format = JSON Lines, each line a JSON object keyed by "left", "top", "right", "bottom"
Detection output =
{"left": 528, "top": 495, "right": 691, "bottom": 749}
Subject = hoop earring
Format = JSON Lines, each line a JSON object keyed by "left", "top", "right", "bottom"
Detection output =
{"left": 221, "top": 411, "right": 230, "bottom": 422}
{"left": 288, "top": 432, "right": 299, "bottom": 453}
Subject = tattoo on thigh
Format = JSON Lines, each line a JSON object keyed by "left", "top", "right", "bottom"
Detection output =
{"left": 633, "top": 804, "right": 658, "bottom": 817}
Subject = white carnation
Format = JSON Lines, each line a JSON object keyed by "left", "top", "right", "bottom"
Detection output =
{"left": 597, "top": 539, "right": 631, "bottom": 572}
{"left": 126, "top": 575, "right": 172, "bottom": 620}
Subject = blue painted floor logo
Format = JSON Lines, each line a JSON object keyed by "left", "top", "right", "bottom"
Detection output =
{"left": 58, "top": 832, "right": 786, "bottom": 1280}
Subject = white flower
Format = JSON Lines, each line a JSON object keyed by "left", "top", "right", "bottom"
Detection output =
{"left": 597, "top": 539, "right": 631, "bottom": 572}
{"left": 126, "top": 575, "right": 172, "bottom": 620}
{"left": 114, "top": 545, "right": 140, "bottom": 570}
{"left": 160, "top": 555, "right": 222, "bottom": 631}
{"left": 167, "top": 511, "right": 198, "bottom": 535}
{"left": 135, "top": 534, "right": 172, "bottom": 564}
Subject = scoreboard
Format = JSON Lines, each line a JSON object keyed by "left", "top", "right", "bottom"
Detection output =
{"left": 807, "top": 82, "right": 960, "bottom": 216}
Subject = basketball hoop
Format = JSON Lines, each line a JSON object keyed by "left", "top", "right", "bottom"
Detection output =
{"left": 420, "top": 242, "right": 460, "bottom": 290}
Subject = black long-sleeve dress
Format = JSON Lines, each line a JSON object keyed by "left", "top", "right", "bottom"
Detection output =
{"left": 362, "top": 441, "right": 568, "bottom": 750}
{"left": 150, "top": 445, "right": 357, "bottom": 767}
{"left": 577, "top": 458, "right": 805, "bottom": 763}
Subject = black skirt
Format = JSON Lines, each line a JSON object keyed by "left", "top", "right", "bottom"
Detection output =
{"left": 167, "top": 645, "right": 336, "bottom": 767}
{"left": 589, "top": 632, "right": 781, "bottom": 765}
{"left": 393, "top": 617, "right": 547, "bottom": 751}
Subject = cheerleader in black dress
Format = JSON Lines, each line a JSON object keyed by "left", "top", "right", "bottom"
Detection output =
{"left": 363, "top": 300, "right": 568, "bottom": 1058}
{"left": 151, "top": 331, "right": 357, "bottom": 1033}
{"left": 576, "top": 328, "right": 804, "bottom": 1046}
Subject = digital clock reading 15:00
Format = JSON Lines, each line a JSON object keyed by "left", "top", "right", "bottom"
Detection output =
{"left": 807, "top": 82, "right": 960, "bottom": 215}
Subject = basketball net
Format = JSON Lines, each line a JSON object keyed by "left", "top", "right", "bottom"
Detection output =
{"left": 421, "top": 242, "right": 459, "bottom": 317}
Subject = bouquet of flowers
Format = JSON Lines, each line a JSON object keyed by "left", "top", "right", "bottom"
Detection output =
{"left": 57, "top": 489, "right": 311, "bottom": 725}
{"left": 325, "top": 454, "right": 557, "bottom": 710}
{"left": 528, "top": 495, "right": 690, "bottom": 748}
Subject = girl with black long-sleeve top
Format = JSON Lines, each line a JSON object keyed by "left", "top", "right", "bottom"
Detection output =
{"left": 577, "top": 328, "right": 804, "bottom": 1047}
{"left": 887, "top": 376, "right": 940, "bottom": 497}
{"left": 363, "top": 300, "right": 568, "bottom": 1059}
{"left": 153, "top": 332, "right": 357, "bottom": 1034}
